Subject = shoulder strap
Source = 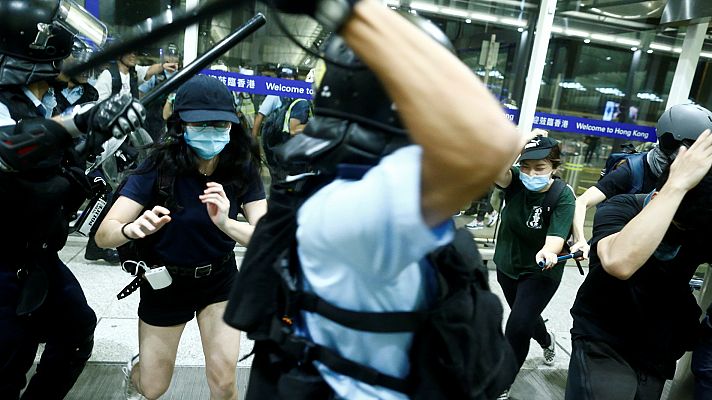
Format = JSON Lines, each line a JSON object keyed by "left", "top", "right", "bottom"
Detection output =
{"left": 542, "top": 178, "right": 566, "bottom": 227}
{"left": 281, "top": 98, "right": 307, "bottom": 133}
{"left": 156, "top": 164, "right": 181, "bottom": 212}
{"left": 628, "top": 152, "right": 646, "bottom": 194}
{"left": 109, "top": 64, "right": 122, "bottom": 96}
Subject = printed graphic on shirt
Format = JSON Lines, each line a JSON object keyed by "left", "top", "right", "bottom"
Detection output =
{"left": 527, "top": 206, "right": 543, "bottom": 229}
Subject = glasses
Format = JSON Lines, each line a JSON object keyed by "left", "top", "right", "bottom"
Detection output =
{"left": 186, "top": 121, "right": 231, "bottom": 131}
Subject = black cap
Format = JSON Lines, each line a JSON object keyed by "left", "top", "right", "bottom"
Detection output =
{"left": 174, "top": 75, "right": 239, "bottom": 124}
{"left": 519, "top": 136, "right": 558, "bottom": 161}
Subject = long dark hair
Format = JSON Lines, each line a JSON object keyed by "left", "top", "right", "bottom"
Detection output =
{"left": 136, "top": 112, "right": 262, "bottom": 196}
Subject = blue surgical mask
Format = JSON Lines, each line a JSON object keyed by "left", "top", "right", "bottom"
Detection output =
{"left": 520, "top": 171, "right": 551, "bottom": 192}
{"left": 184, "top": 125, "right": 231, "bottom": 160}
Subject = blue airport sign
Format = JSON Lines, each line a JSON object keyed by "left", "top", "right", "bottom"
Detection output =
{"left": 201, "top": 70, "right": 314, "bottom": 100}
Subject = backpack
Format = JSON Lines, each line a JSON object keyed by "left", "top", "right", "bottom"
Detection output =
{"left": 223, "top": 178, "right": 518, "bottom": 400}
{"left": 599, "top": 150, "right": 647, "bottom": 194}
{"left": 260, "top": 98, "right": 312, "bottom": 177}
{"left": 542, "top": 178, "right": 584, "bottom": 275}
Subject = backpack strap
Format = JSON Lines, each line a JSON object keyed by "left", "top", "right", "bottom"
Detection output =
{"left": 541, "top": 178, "right": 565, "bottom": 227}
{"left": 627, "top": 152, "right": 646, "bottom": 194}
{"left": 281, "top": 98, "right": 308, "bottom": 133}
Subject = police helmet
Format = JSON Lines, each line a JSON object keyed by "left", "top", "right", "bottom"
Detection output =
{"left": 276, "top": 13, "right": 455, "bottom": 173}
{"left": 0, "top": 0, "right": 107, "bottom": 85}
{"left": 277, "top": 64, "right": 297, "bottom": 79}
{"left": 657, "top": 103, "right": 712, "bottom": 156}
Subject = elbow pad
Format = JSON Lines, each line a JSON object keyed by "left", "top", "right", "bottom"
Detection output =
{"left": 0, "top": 118, "right": 71, "bottom": 172}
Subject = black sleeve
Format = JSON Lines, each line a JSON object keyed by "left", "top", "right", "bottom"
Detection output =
{"left": 590, "top": 194, "right": 643, "bottom": 250}
{"left": 594, "top": 161, "right": 634, "bottom": 199}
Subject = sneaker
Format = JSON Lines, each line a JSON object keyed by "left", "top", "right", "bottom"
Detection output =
{"left": 486, "top": 211, "right": 499, "bottom": 227}
{"left": 543, "top": 331, "right": 556, "bottom": 366}
{"left": 122, "top": 354, "right": 144, "bottom": 400}
{"left": 497, "top": 389, "right": 510, "bottom": 400}
{"left": 466, "top": 220, "right": 485, "bottom": 229}
{"left": 85, "top": 235, "right": 121, "bottom": 264}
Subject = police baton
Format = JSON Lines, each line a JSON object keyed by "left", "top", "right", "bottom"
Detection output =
{"left": 538, "top": 250, "right": 585, "bottom": 268}
{"left": 140, "top": 13, "right": 266, "bottom": 107}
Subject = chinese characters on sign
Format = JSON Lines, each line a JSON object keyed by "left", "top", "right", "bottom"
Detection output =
{"left": 201, "top": 69, "right": 313, "bottom": 100}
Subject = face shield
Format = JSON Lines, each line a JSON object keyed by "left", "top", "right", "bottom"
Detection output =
{"left": 52, "top": 0, "right": 108, "bottom": 49}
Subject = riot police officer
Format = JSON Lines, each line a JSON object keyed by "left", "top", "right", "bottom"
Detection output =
{"left": 0, "top": 1, "right": 146, "bottom": 398}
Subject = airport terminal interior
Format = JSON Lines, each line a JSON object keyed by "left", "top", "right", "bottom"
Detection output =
{"left": 8, "top": 0, "right": 712, "bottom": 399}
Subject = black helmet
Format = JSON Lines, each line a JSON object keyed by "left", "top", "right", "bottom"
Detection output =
{"left": 657, "top": 103, "right": 712, "bottom": 156}
{"left": 277, "top": 64, "right": 297, "bottom": 78}
{"left": 277, "top": 13, "right": 455, "bottom": 175}
{"left": 0, "top": 0, "right": 107, "bottom": 85}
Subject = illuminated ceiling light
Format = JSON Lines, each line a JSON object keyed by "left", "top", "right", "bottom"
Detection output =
{"left": 631, "top": 47, "right": 638, "bottom": 51}
{"left": 390, "top": 6, "right": 397, "bottom": 10}
{"left": 499, "top": 17, "right": 528, "bottom": 27}
{"left": 591, "top": 33, "right": 615, "bottom": 42}
{"left": 518, "top": 27, "right": 524, "bottom": 32}
{"left": 565, "top": 29, "right": 590, "bottom": 38}
{"left": 701, "top": 52, "right": 712, "bottom": 59}
{"left": 409, "top": 2, "right": 438, "bottom": 13}
{"left": 409, "top": 9, "right": 417, "bottom": 14}
{"left": 470, "top": 12, "right": 498, "bottom": 23}
{"left": 646, "top": 49, "right": 653, "bottom": 54}
{"left": 440, "top": 8, "right": 468, "bottom": 18}
{"left": 551, "top": 26, "right": 564, "bottom": 34}
{"left": 673, "top": 47, "right": 682, "bottom": 53}
{"left": 605, "top": 56, "right": 612, "bottom": 61}
{"left": 615, "top": 38, "right": 641, "bottom": 46}
{"left": 584, "top": 38, "right": 591, "bottom": 44}
{"left": 650, "top": 43, "right": 672, "bottom": 52}
{"left": 465, "top": 18, "right": 472, "bottom": 23}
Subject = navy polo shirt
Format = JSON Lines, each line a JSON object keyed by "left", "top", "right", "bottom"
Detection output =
{"left": 120, "top": 165, "right": 265, "bottom": 266}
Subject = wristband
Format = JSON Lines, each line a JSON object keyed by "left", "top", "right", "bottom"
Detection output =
{"left": 121, "top": 223, "right": 135, "bottom": 241}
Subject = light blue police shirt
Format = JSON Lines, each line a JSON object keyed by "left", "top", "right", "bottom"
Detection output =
{"left": 61, "top": 85, "right": 83, "bottom": 107}
{"left": 296, "top": 145, "right": 455, "bottom": 400}
{"left": 0, "top": 86, "right": 56, "bottom": 126}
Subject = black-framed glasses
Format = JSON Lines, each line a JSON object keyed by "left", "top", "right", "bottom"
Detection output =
{"left": 186, "top": 121, "right": 231, "bottom": 132}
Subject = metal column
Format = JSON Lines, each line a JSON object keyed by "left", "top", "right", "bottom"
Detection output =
{"left": 183, "top": 0, "right": 200, "bottom": 65}
{"left": 518, "top": 0, "right": 557, "bottom": 134}
{"left": 666, "top": 22, "right": 709, "bottom": 109}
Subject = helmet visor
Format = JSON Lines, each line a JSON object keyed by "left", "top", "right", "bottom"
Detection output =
{"left": 57, "top": 0, "right": 108, "bottom": 48}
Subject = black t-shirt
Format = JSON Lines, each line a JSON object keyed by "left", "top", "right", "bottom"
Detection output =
{"left": 120, "top": 163, "right": 265, "bottom": 266}
{"left": 594, "top": 157, "right": 658, "bottom": 198}
{"left": 289, "top": 99, "right": 311, "bottom": 124}
{"left": 570, "top": 194, "right": 705, "bottom": 378}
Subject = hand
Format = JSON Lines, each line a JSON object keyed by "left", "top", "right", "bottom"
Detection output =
{"left": 667, "top": 129, "right": 712, "bottom": 192}
{"left": 536, "top": 250, "right": 558, "bottom": 270}
{"left": 124, "top": 206, "right": 171, "bottom": 239}
{"left": 74, "top": 94, "right": 146, "bottom": 141}
{"left": 569, "top": 240, "right": 590, "bottom": 260}
{"left": 162, "top": 63, "right": 178, "bottom": 73}
{"left": 200, "top": 182, "right": 230, "bottom": 229}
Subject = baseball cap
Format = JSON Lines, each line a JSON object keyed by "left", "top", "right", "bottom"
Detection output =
{"left": 519, "top": 135, "right": 558, "bottom": 161}
{"left": 173, "top": 75, "right": 239, "bottom": 124}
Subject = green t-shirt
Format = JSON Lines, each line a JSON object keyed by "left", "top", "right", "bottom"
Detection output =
{"left": 493, "top": 166, "right": 576, "bottom": 281}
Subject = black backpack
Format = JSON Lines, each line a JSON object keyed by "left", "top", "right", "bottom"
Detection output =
{"left": 542, "top": 178, "right": 584, "bottom": 275}
{"left": 260, "top": 98, "right": 311, "bottom": 175}
{"left": 599, "top": 149, "right": 647, "bottom": 194}
{"left": 224, "top": 178, "right": 518, "bottom": 400}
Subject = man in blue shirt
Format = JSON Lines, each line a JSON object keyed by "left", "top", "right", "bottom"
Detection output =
{"left": 225, "top": 1, "right": 523, "bottom": 399}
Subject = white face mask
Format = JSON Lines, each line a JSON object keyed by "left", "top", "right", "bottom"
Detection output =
{"left": 519, "top": 171, "right": 552, "bottom": 191}
{"left": 183, "top": 125, "right": 231, "bottom": 160}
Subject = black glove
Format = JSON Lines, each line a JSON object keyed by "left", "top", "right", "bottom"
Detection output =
{"left": 74, "top": 94, "right": 146, "bottom": 141}
{"left": 270, "top": 0, "right": 359, "bottom": 31}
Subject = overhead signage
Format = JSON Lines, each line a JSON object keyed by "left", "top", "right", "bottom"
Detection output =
{"left": 201, "top": 69, "right": 314, "bottom": 100}
{"left": 504, "top": 109, "right": 657, "bottom": 142}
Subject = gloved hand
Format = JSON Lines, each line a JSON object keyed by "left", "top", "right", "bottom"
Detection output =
{"left": 270, "top": 0, "right": 359, "bottom": 31}
{"left": 74, "top": 94, "right": 146, "bottom": 141}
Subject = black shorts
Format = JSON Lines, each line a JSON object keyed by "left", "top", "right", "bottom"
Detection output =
{"left": 138, "top": 256, "right": 238, "bottom": 327}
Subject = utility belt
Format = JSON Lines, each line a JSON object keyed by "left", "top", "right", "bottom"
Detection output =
{"left": 117, "top": 252, "right": 234, "bottom": 300}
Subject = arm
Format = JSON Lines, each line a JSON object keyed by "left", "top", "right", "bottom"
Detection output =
{"left": 200, "top": 182, "right": 267, "bottom": 246}
{"left": 570, "top": 186, "right": 607, "bottom": 258}
{"left": 143, "top": 63, "right": 178, "bottom": 81}
{"left": 162, "top": 96, "right": 173, "bottom": 120}
{"left": 289, "top": 117, "right": 306, "bottom": 135}
{"left": 252, "top": 112, "right": 264, "bottom": 138}
{"left": 341, "top": 0, "right": 522, "bottom": 226}
{"left": 95, "top": 196, "right": 172, "bottom": 248}
{"left": 597, "top": 131, "right": 712, "bottom": 280}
